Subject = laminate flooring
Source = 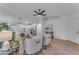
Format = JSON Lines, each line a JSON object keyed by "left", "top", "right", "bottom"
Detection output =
{"left": 40, "top": 38, "right": 79, "bottom": 55}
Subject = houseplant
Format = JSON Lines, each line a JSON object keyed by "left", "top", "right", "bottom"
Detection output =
{"left": 0, "top": 23, "right": 9, "bottom": 31}
{"left": 9, "top": 39, "right": 20, "bottom": 48}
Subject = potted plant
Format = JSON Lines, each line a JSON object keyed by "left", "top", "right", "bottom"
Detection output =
{"left": 0, "top": 23, "right": 9, "bottom": 31}
{"left": 9, "top": 39, "right": 20, "bottom": 49}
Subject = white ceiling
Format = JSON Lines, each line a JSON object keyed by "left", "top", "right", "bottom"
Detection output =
{"left": 0, "top": 3, "right": 79, "bottom": 23}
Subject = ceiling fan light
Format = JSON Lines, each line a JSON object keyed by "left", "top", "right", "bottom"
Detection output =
{"left": 38, "top": 15, "right": 41, "bottom": 16}
{"left": 25, "top": 21, "right": 28, "bottom": 23}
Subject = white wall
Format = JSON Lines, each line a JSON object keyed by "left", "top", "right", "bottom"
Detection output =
{"left": 66, "top": 13, "right": 79, "bottom": 44}
{"left": 45, "top": 17, "right": 67, "bottom": 40}
{"left": 45, "top": 12, "right": 79, "bottom": 44}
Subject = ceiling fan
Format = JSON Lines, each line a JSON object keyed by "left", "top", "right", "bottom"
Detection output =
{"left": 33, "top": 9, "right": 46, "bottom": 16}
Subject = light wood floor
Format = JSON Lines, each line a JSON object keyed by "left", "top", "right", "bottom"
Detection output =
{"left": 40, "top": 38, "right": 79, "bottom": 55}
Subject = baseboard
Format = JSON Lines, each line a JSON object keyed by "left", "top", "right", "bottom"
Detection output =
{"left": 54, "top": 37, "right": 67, "bottom": 40}
{"left": 53, "top": 37, "right": 79, "bottom": 45}
{"left": 66, "top": 40, "right": 79, "bottom": 45}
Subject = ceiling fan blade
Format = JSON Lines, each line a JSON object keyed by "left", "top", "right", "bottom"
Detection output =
{"left": 34, "top": 10, "right": 39, "bottom": 14}
{"left": 41, "top": 14, "right": 46, "bottom": 16}
{"left": 39, "top": 9, "right": 41, "bottom": 13}
{"left": 40, "top": 10, "right": 45, "bottom": 14}
{"left": 33, "top": 14, "right": 38, "bottom": 16}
